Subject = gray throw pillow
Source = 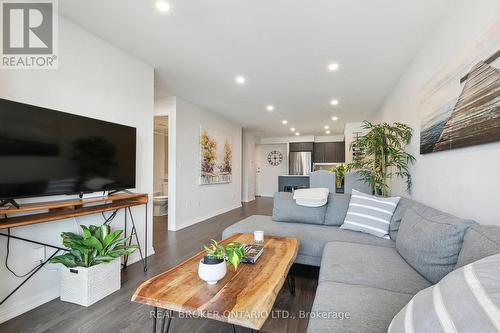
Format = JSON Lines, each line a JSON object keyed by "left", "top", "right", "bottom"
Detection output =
{"left": 396, "top": 203, "right": 476, "bottom": 283}
{"left": 340, "top": 189, "right": 400, "bottom": 238}
{"left": 389, "top": 253, "right": 500, "bottom": 333}
{"left": 324, "top": 193, "right": 351, "bottom": 226}
{"left": 455, "top": 224, "right": 500, "bottom": 268}
{"left": 272, "top": 192, "right": 327, "bottom": 225}
{"left": 389, "top": 197, "right": 413, "bottom": 240}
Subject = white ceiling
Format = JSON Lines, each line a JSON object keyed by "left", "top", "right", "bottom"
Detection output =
{"left": 60, "top": 0, "right": 454, "bottom": 136}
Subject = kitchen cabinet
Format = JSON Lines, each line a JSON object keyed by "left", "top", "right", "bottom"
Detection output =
{"left": 289, "top": 142, "right": 314, "bottom": 152}
{"left": 313, "top": 142, "right": 345, "bottom": 163}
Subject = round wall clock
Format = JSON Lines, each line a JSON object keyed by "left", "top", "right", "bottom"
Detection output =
{"left": 267, "top": 150, "right": 283, "bottom": 166}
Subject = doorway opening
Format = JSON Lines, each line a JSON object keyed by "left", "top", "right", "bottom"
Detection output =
{"left": 153, "top": 116, "right": 169, "bottom": 245}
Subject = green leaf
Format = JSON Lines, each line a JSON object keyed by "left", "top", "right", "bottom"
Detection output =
{"left": 99, "top": 224, "right": 111, "bottom": 242}
{"left": 80, "top": 225, "right": 92, "bottom": 239}
{"left": 103, "top": 230, "right": 123, "bottom": 249}
{"left": 82, "top": 236, "right": 103, "bottom": 253}
{"left": 50, "top": 254, "right": 77, "bottom": 268}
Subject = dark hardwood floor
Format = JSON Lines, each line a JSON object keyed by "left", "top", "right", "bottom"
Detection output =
{"left": 0, "top": 198, "right": 318, "bottom": 333}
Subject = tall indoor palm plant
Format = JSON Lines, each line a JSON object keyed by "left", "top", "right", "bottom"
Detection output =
{"left": 348, "top": 121, "right": 416, "bottom": 197}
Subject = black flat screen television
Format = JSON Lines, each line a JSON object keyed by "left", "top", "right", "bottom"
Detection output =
{"left": 0, "top": 98, "right": 136, "bottom": 200}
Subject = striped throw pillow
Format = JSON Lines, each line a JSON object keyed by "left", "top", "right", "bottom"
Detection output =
{"left": 340, "top": 189, "right": 400, "bottom": 238}
{"left": 389, "top": 252, "right": 500, "bottom": 333}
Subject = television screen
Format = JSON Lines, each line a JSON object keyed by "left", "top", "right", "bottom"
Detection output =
{"left": 0, "top": 98, "right": 136, "bottom": 199}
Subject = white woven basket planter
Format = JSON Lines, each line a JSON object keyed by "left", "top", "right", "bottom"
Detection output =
{"left": 60, "top": 259, "right": 121, "bottom": 307}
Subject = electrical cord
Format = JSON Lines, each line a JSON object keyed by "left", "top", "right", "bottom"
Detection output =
{"left": 4, "top": 228, "right": 43, "bottom": 278}
{"left": 102, "top": 209, "right": 118, "bottom": 224}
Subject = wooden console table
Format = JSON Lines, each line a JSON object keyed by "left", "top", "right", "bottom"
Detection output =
{"left": 0, "top": 193, "right": 149, "bottom": 306}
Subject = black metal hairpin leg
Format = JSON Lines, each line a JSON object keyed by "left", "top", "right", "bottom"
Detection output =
{"left": 150, "top": 307, "right": 158, "bottom": 333}
{"left": 0, "top": 230, "right": 67, "bottom": 305}
{"left": 150, "top": 308, "right": 172, "bottom": 333}
{"left": 232, "top": 324, "right": 259, "bottom": 333}
{"left": 160, "top": 310, "right": 173, "bottom": 333}
{"left": 123, "top": 207, "right": 128, "bottom": 268}
{"left": 122, "top": 206, "right": 147, "bottom": 272}
{"left": 287, "top": 273, "right": 295, "bottom": 297}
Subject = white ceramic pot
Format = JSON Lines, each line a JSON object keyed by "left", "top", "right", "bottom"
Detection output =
{"left": 198, "top": 259, "right": 227, "bottom": 285}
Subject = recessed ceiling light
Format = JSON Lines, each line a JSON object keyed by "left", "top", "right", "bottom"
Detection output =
{"left": 290, "top": 128, "right": 295, "bottom": 132}
{"left": 325, "top": 130, "right": 331, "bottom": 135}
{"left": 282, "top": 120, "right": 288, "bottom": 125}
{"left": 295, "top": 132, "right": 300, "bottom": 136}
{"left": 328, "top": 63, "right": 339, "bottom": 71}
{"left": 235, "top": 76, "right": 246, "bottom": 85}
{"left": 324, "top": 125, "right": 330, "bottom": 130}
{"left": 155, "top": 1, "right": 170, "bottom": 12}
{"left": 331, "top": 116, "right": 339, "bottom": 121}
{"left": 266, "top": 105, "right": 274, "bottom": 111}
{"left": 330, "top": 99, "right": 339, "bottom": 106}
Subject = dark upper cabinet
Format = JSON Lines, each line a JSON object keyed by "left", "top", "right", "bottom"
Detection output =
{"left": 313, "top": 143, "right": 326, "bottom": 163}
{"left": 313, "top": 142, "right": 345, "bottom": 163}
{"left": 289, "top": 142, "right": 314, "bottom": 152}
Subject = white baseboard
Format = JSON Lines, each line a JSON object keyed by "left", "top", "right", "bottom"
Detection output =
{"left": 0, "top": 287, "right": 59, "bottom": 324}
{"left": 172, "top": 203, "right": 243, "bottom": 231}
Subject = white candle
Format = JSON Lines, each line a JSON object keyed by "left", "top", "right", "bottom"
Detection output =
{"left": 254, "top": 230, "right": 264, "bottom": 243}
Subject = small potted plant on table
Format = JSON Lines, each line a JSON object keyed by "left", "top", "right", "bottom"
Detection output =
{"left": 198, "top": 240, "right": 246, "bottom": 285}
{"left": 50, "top": 224, "right": 138, "bottom": 306}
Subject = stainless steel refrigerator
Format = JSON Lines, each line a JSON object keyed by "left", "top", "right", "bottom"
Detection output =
{"left": 288, "top": 151, "right": 312, "bottom": 175}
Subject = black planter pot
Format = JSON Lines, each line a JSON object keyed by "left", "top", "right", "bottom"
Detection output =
{"left": 202, "top": 256, "right": 224, "bottom": 265}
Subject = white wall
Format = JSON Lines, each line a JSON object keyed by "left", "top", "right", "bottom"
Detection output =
{"left": 255, "top": 144, "right": 288, "bottom": 197}
{"left": 375, "top": 0, "right": 500, "bottom": 225}
{"left": 344, "top": 122, "right": 368, "bottom": 164}
{"left": 0, "top": 17, "right": 154, "bottom": 323}
{"left": 242, "top": 132, "right": 257, "bottom": 202}
{"left": 155, "top": 97, "right": 242, "bottom": 231}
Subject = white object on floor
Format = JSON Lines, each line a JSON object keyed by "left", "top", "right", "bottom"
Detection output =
{"left": 293, "top": 187, "right": 329, "bottom": 207}
{"left": 153, "top": 195, "right": 168, "bottom": 216}
{"left": 60, "top": 259, "right": 121, "bottom": 307}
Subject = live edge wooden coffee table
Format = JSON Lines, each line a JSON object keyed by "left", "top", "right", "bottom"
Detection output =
{"left": 132, "top": 233, "right": 299, "bottom": 333}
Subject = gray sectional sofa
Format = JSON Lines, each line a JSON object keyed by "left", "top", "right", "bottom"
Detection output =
{"left": 222, "top": 192, "right": 500, "bottom": 333}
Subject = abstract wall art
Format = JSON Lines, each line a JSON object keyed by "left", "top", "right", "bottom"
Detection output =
{"left": 420, "top": 20, "right": 500, "bottom": 154}
{"left": 199, "top": 127, "right": 232, "bottom": 185}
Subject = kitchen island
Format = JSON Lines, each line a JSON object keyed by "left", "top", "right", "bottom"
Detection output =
{"left": 278, "top": 175, "right": 310, "bottom": 192}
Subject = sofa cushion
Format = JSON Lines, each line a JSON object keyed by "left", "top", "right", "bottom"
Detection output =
{"left": 324, "top": 193, "right": 351, "bottom": 226}
{"left": 319, "top": 242, "right": 431, "bottom": 295}
{"left": 272, "top": 192, "right": 326, "bottom": 225}
{"left": 396, "top": 202, "right": 476, "bottom": 283}
{"left": 389, "top": 253, "right": 500, "bottom": 333}
{"left": 222, "top": 215, "right": 395, "bottom": 267}
{"left": 456, "top": 224, "right": 500, "bottom": 268}
{"left": 389, "top": 197, "right": 413, "bottom": 240}
{"left": 340, "top": 189, "right": 400, "bottom": 238}
{"left": 307, "top": 281, "right": 412, "bottom": 333}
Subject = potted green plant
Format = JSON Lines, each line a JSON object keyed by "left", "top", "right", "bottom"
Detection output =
{"left": 330, "top": 163, "right": 347, "bottom": 189}
{"left": 348, "top": 121, "right": 416, "bottom": 196}
{"left": 198, "top": 240, "right": 246, "bottom": 285}
{"left": 50, "top": 224, "right": 138, "bottom": 306}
